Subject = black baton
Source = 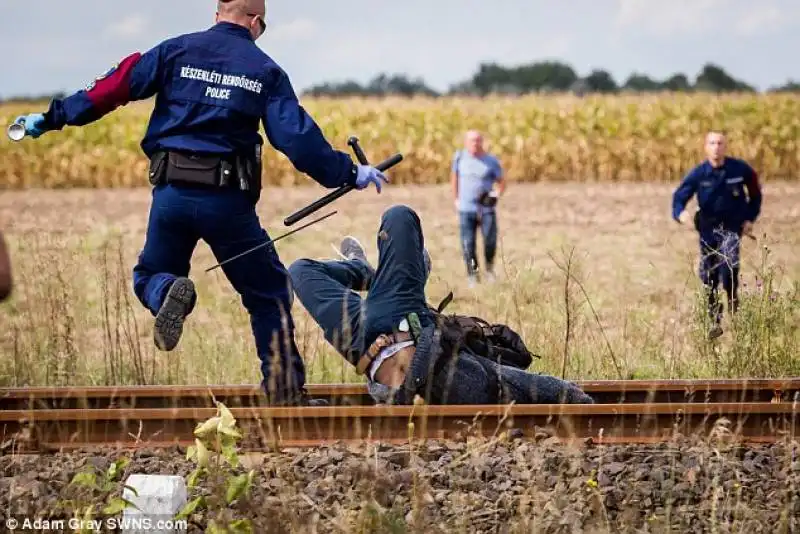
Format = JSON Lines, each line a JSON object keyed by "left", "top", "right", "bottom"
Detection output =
{"left": 348, "top": 135, "right": 371, "bottom": 165}
{"left": 283, "top": 136, "right": 403, "bottom": 226}
{"left": 205, "top": 210, "right": 338, "bottom": 272}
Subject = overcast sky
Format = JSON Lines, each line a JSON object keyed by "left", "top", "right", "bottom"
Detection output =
{"left": 1, "top": 0, "right": 798, "bottom": 98}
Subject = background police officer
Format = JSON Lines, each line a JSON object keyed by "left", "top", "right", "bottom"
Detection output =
{"left": 672, "top": 131, "right": 763, "bottom": 340}
{"left": 12, "top": 0, "right": 389, "bottom": 405}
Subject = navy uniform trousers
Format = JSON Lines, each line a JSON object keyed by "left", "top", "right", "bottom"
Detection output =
{"left": 698, "top": 225, "right": 742, "bottom": 323}
{"left": 288, "top": 205, "right": 593, "bottom": 405}
{"left": 132, "top": 183, "right": 303, "bottom": 399}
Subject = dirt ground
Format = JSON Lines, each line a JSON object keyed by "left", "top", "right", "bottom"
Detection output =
{"left": 0, "top": 182, "right": 798, "bottom": 386}
{"left": 1, "top": 437, "right": 798, "bottom": 533}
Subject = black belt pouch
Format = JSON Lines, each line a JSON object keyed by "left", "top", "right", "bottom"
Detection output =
{"left": 165, "top": 153, "right": 221, "bottom": 186}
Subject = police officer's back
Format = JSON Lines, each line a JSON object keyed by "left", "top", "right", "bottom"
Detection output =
{"left": 13, "top": 0, "right": 388, "bottom": 405}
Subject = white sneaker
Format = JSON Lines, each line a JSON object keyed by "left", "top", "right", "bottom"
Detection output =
{"left": 338, "top": 236, "right": 370, "bottom": 266}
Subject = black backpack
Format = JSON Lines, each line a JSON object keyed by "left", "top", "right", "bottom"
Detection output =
{"left": 427, "top": 292, "right": 540, "bottom": 370}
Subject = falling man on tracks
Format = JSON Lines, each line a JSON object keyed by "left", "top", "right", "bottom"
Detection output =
{"left": 672, "top": 131, "right": 763, "bottom": 340}
{"left": 288, "top": 204, "right": 594, "bottom": 405}
{"left": 11, "top": 0, "right": 390, "bottom": 406}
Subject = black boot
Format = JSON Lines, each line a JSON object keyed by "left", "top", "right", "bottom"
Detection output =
{"left": 154, "top": 277, "right": 196, "bottom": 351}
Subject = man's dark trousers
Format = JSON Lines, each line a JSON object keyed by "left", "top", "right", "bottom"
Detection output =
{"left": 287, "top": 205, "right": 434, "bottom": 365}
{"left": 132, "top": 183, "right": 304, "bottom": 400}
{"left": 459, "top": 209, "right": 497, "bottom": 276}
{"left": 698, "top": 225, "right": 742, "bottom": 323}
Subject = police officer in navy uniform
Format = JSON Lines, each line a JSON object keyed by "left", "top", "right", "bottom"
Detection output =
{"left": 12, "top": 0, "right": 389, "bottom": 405}
{"left": 672, "top": 131, "right": 762, "bottom": 340}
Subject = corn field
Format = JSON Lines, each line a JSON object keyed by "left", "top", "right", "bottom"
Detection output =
{"left": 1, "top": 93, "right": 799, "bottom": 189}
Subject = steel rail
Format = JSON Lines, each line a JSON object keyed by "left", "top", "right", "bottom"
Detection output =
{"left": 1, "top": 401, "right": 798, "bottom": 453}
{"left": 1, "top": 379, "right": 798, "bottom": 410}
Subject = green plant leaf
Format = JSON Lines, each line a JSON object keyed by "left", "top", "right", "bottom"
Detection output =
{"left": 218, "top": 426, "right": 242, "bottom": 439}
{"left": 195, "top": 438, "right": 211, "bottom": 468}
{"left": 186, "top": 445, "right": 197, "bottom": 461}
{"left": 222, "top": 446, "right": 239, "bottom": 468}
{"left": 227, "top": 519, "right": 254, "bottom": 534}
{"left": 194, "top": 416, "right": 222, "bottom": 438}
{"left": 217, "top": 402, "right": 237, "bottom": 431}
{"left": 175, "top": 496, "right": 205, "bottom": 520}
{"left": 102, "top": 497, "right": 136, "bottom": 516}
{"left": 225, "top": 473, "right": 250, "bottom": 504}
{"left": 246, "top": 469, "right": 256, "bottom": 488}
{"left": 187, "top": 467, "right": 205, "bottom": 489}
{"left": 106, "top": 457, "right": 131, "bottom": 481}
{"left": 220, "top": 434, "right": 239, "bottom": 450}
{"left": 70, "top": 470, "right": 98, "bottom": 489}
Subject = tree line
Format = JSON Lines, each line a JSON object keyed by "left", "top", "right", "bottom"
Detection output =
{"left": 302, "top": 61, "right": 800, "bottom": 97}
{"left": 4, "top": 62, "right": 798, "bottom": 102}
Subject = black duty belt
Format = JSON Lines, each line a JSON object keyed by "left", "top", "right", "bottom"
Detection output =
{"left": 148, "top": 150, "right": 262, "bottom": 200}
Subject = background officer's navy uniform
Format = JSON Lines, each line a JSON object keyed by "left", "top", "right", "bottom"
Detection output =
{"left": 40, "top": 22, "right": 361, "bottom": 403}
{"left": 672, "top": 157, "right": 762, "bottom": 324}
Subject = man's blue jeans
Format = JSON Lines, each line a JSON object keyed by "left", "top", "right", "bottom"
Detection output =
{"left": 288, "top": 205, "right": 434, "bottom": 366}
{"left": 459, "top": 209, "right": 498, "bottom": 276}
{"left": 132, "top": 183, "right": 304, "bottom": 400}
{"left": 699, "top": 226, "right": 742, "bottom": 323}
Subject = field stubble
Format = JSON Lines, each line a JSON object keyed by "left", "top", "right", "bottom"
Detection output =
{"left": 0, "top": 182, "right": 797, "bottom": 388}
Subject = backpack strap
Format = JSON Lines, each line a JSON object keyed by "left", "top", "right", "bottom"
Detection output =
{"left": 436, "top": 292, "right": 454, "bottom": 313}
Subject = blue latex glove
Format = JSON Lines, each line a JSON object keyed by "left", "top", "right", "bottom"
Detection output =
{"left": 354, "top": 165, "right": 388, "bottom": 193}
{"left": 13, "top": 113, "right": 49, "bottom": 139}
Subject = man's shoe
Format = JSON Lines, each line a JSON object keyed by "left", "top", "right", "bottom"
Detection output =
{"left": 467, "top": 274, "right": 479, "bottom": 288}
{"left": 154, "top": 277, "right": 195, "bottom": 351}
{"left": 708, "top": 324, "right": 724, "bottom": 340}
{"left": 340, "top": 236, "right": 371, "bottom": 266}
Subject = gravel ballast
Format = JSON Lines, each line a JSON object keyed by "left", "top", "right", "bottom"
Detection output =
{"left": 1, "top": 436, "right": 799, "bottom": 533}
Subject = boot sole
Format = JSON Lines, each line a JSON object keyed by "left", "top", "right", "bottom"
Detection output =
{"left": 154, "top": 278, "right": 195, "bottom": 352}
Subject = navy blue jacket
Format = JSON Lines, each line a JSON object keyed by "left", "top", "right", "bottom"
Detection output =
{"left": 42, "top": 22, "right": 356, "bottom": 189}
{"left": 672, "top": 157, "right": 762, "bottom": 231}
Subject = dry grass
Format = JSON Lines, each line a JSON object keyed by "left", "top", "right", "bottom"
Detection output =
{"left": 0, "top": 182, "right": 798, "bottom": 387}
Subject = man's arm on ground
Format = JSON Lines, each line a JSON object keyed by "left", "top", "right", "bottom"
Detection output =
{"left": 262, "top": 66, "right": 356, "bottom": 189}
{"left": 44, "top": 45, "right": 164, "bottom": 130}
{"left": 0, "top": 230, "right": 12, "bottom": 301}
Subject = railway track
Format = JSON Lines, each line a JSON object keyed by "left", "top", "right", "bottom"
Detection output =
{"left": 1, "top": 379, "right": 798, "bottom": 453}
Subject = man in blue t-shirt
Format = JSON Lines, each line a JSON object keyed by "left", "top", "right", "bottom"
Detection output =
{"left": 451, "top": 130, "right": 506, "bottom": 285}
{"left": 672, "top": 131, "right": 762, "bottom": 340}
